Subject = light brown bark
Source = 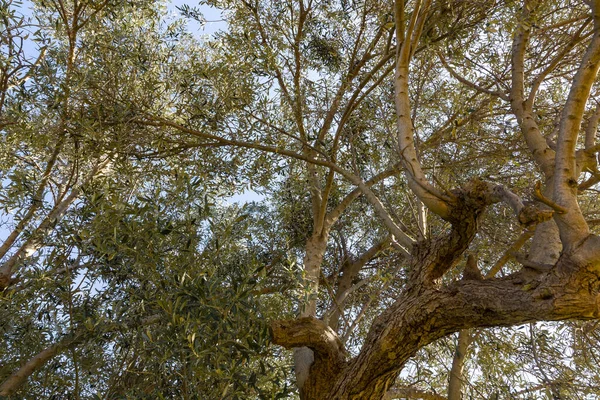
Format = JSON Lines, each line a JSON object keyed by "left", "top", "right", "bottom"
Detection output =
{"left": 447, "top": 330, "right": 472, "bottom": 400}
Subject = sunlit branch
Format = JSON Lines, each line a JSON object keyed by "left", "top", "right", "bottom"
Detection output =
{"left": 553, "top": 0, "right": 600, "bottom": 248}
{"left": 394, "top": 0, "right": 452, "bottom": 219}
{"left": 0, "top": 139, "right": 63, "bottom": 260}
{"left": 486, "top": 229, "right": 535, "bottom": 278}
{"left": 510, "top": 3, "right": 555, "bottom": 177}
{"left": 0, "top": 158, "right": 111, "bottom": 290}
{"left": 585, "top": 104, "right": 600, "bottom": 150}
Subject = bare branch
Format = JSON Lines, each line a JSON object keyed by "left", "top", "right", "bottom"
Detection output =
{"left": 486, "top": 229, "right": 535, "bottom": 278}
{"left": 394, "top": 0, "right": 452, "bottom": 219}
{"left": 327, "top": 237, "right": 391, "bottom": 331}
{"left": 438, "top": 53, "right": 509, "bottom": 100}
{"left": 534, "top": 181, "right": 568, "bottom": 214}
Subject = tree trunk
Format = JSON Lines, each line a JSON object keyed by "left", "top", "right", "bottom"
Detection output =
{"left": 295, "top": 233, "right": 328, "bottom": 394}
{"left": 274, "top": 226, "right": 600, "bottom": 400}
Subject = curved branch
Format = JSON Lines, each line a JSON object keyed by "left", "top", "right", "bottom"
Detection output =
{"left": 553, "top": 1, "right": 600, "bottom": 248}
{"left": 510, "top": 3, "right": 555, "bottom": 177}
{"left": 0, "top": 314, "right": 161, "bottom": 396}
{"left": 271, "top": 317, "right": 346, "bottom": 362}
{"left": 0, "top": 334, "right": 81, "bottom": 397}
{"left": 394, "top": 0, "right": 452, "bottom": 219}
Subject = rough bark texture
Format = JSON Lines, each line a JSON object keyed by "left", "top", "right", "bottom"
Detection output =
{"left": 274, "top": 256, "right": 600, "bottom": 399}
{"left": 268, "top": 1, "right": 600, "bottom": 398}
{"left": 271, "top": 180, "right": 600, "bottom": 400}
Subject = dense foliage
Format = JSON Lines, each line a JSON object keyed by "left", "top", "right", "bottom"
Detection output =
{"left": 1, "top": 0, "right": 600, "bottom": 399}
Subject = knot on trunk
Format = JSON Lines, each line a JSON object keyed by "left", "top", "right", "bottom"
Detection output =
{"left": 517, "top": 203, "right": 554, "bottom": 226}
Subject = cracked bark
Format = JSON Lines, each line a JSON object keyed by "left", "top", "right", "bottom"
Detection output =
{"left": 271, "top": 179, "right": 600, "bottom": 399}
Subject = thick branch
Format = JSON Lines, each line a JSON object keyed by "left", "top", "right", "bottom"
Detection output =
{"left": 322, "top": 263, "right": 600, "bottom": 399}
{"left": 553, "top": 1, "right": 600, "bottom": 248}
{"left": 510, "top": 3, "right": 556, "bottom": 177}
{"left": 394, "top": 0, "right": 452, "bottom": 219}
{"left": 489, "top": 184, "right": 554, "bottom": 227}
{"left": 271, "top": 317, "right": 345, "bottom": 362}
{"left": 585, "top": 104, "right": 600, "bottom": 150}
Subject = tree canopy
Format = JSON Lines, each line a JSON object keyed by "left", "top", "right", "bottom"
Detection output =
{"left": 1, "top": 0, "right": 600, "bottom": 399}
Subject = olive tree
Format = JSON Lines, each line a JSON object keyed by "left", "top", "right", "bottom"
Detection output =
{"left": 2, "top": 0, "right": 600, "bottom": 399}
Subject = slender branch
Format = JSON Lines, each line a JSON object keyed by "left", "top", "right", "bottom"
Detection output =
{"left": 438, "top": 53, "right": 509, "bottom": 100}
{"left": 0, "top": 159, "right": 110, "bottom": 289}
{"left": 327, "top": 237, "right": 391, "bottom": 331}
{"left": 0, "top": 138, "right": 63, "bottom": 260}
{"left": 325, "top": 163, "right": 400, "bottom": 228}
{"left": 0, "top": 334, "right": 80, "bottom": 397}
{"left": 526, "top": 19, "right": 592, "bottom": 108}
{"left": 0, "top": 314, "right": 161, "bottom": 396}
{"left": 143, "top": 120, "right": 415, "bottom": 251}
{"left": 486, "top": 229, "right": 535, "bottom": 278}
{"left": 533, "top": 181, "right": 568, "bottom": 214}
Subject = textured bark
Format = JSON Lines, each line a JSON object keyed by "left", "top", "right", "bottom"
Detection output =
{"left": 271, "top": 180, "right": 600, "bottom": 400}
{"left": 270, "top": 2, "right": 600, "bottom": 399}
{"left": 294, "top": 258, "right": 599, "bottom": 399}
